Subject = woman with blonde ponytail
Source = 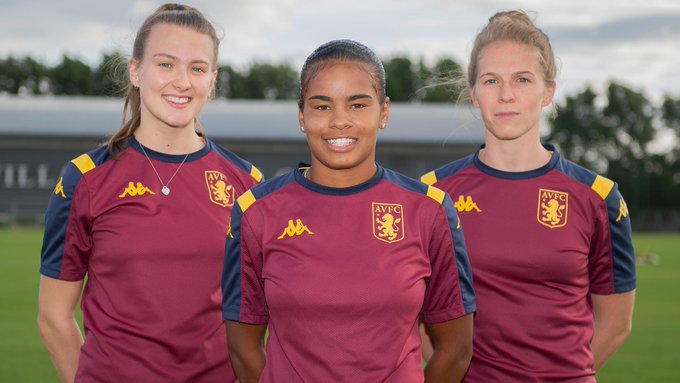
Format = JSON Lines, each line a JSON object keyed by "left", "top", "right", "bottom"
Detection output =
{"left": 37, "top": 4, "right": 262, "bottom": 382}
{"left": 421, "top": 10, "right": 636, "bottom": 382}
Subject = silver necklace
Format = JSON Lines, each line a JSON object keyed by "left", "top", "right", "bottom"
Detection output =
{"left": 139, "top": 144, "right": 189, "bottom": 196}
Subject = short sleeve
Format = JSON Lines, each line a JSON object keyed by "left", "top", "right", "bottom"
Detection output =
{"left": 589, "top": 185, "right": 636, "bottom": 294}
{"left": 40, "top": 162, "right": 92, "bottom": 281}
{"left": 222, "top": 204, "right": 269, "bottom": 324}
{"left": 422, "top": 195, "right": 476, "bottom": 323}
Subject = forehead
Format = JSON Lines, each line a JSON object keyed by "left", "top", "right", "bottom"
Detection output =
{"left": 144, "top": 23, "right": 215, "bottom": 63}
{"left": 477, "top": 40, "right": 541, "bottom": 74}
{"left": 306, "top": 61, "right": 378, "bottom": 94}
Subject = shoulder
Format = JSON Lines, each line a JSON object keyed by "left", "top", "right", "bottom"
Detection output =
{"left": 552, "top": 154, "right": 619, "bottom": 201}
{"left": 208, "top": 139, "right": 264, "bottom": 184}
{"left": 235, "top": 170, "right": 297, "bottom": 214}
{"left": 59, "top": 146, "right": 113, "bottom": 195}
{"left": 420, "top": 152, "right": 476, "bottom": 186}
{"left": 382, "top": 167, "right": 448, "bottom": 205}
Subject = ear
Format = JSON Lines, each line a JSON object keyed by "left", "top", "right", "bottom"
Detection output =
{"left": 469, "top": 85, "right": 479, "bottom": 108}
{"left": 298, "top": 109, "right": 305, "bottom": 133}
{"left": 379, "top": 97, "right": 390, "bottom": 129}
{"left": 129, "top": 58, "right": 140, "bottom": 88}
{"left": 542, "top": 81, "right": 556, "bottom": 107}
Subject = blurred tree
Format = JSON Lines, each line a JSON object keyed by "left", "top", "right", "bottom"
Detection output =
{"left": 216, "top": 64, "right": 247, "bottom": 99}
{"left": 0, "top": 56, "right": 48, "bottom": 94}
{"left": 420, "top": 57, "right": 463, "bottom": 103}
{"left": 546, "top": 87, "right": 612, "bottom": 173}
{"left": 50, "top": 55, "right": 95, "bottom": 95}
{"left": 602, "top": 83, "right": 657, "bottom": 212}
{"left": 661, "top": 95, "right": 680, "bottom": 136}
{"left": 93, "top": 52, "right": 125, "bottom": 97}
{"left": 241, "top": 62, "right": 298, "bottom": 100}
{"left": 384, "top": 56, "right": 416, "bottom": 102}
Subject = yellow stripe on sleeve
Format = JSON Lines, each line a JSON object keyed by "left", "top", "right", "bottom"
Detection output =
{"left": 591, "top": 175, "right": 615, "bottom": 200}
{"left": 420, "top": 171, "right": 437, "bottom": 186}
{"left": 237, "top": 190, "right": 257, "bottom": 213}
{"left": 250, "top": 166, "right": 263, "bottom": 183}
{"left": 71, "top": 154, "right": 96, "bottom": 175}
{"left": 426, "top": 186, "right": 446, "bottom": 204}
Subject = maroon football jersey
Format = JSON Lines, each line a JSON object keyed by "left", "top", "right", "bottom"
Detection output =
{"left": 223, "top": 164, "right": 476, "bottom": 382}
{"left": 422, "top": 145, "right": 636, "bottom": 382}
{"left": 41, "top": 137, "right": 261, "bottom": 382}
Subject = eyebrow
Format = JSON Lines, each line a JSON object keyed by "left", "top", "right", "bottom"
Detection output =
{"left": 307, "top": 94, "right": 373, "bottom": 102}
{"left": 480, "top": 70, "right": 535, "bottom": 77}
{"left": 153, "top": 53, "right": 210, "bottom": 66}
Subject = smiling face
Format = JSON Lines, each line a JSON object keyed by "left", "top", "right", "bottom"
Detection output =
{"left": 298, "top": 60, "right": 389, "bottom": 186}
{"left": 130, "top": 23, "right": 217, "bottom": 133}
{"left": 469, "top": 40, "right": 555, "bottom": 145}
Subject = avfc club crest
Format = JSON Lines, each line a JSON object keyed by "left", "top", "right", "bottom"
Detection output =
{"left": 537, "top": 188, "right": 568, "bottom": 228}
{"left": 372, "top": 202, "right": 405, "bottom": 243}
{"left": 205, "top": 171, "right": 235, "bottom": 207}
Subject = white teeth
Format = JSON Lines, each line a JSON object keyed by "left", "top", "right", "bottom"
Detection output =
{"left": 326, "top": 138, "right": 355, "bottom": 147}
{"left": 165, "top": 96, "right": 189, "bottom": 104}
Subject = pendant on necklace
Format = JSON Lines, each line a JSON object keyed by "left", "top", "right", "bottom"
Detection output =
{"left": 162, "top": 186, "right": 170, "bottom": 196}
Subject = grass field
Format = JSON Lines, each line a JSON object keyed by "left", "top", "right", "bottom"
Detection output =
{"left": 1, "top": 228, "right": 678, "bottom": 382}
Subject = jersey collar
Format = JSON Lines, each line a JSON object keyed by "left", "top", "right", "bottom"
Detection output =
{"left": 294, "top": 163, "right": 384, "bottom": 196}
{"left": 473, "top": 144, "right": 561, "bottom": 180}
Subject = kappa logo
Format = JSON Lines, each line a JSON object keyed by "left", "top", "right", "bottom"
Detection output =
{"left": 54, "top": 177, "right": 66, "bottom": 198}
{"left": 277, "top": 219, "right": 314, "bottom": 240}
{"left": 616, "top": 199, "right": 629, "bottom": 223}
{"left": 206, "top": 171, "right": 235, "bottom": 207}
{"left": 454, "top": 195, "right": 481, "bottom": 213}
{"left": 372, "top": 202, "right": 404, "bottom": 243}
{"left": 537, "top": 189, "right": 568, "bottom": 228}
{"left": 119, "top": 182, "right": 155, "bottom": 198}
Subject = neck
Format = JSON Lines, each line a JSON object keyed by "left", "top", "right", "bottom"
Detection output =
{"left": 134, "top": 124, "right": 204, "bottom": 155}
{"left": 306, "top": 162, "right": 377, "bottom": 188}
{"left": 479, "top": 138, "right": 551, "bottom": 172}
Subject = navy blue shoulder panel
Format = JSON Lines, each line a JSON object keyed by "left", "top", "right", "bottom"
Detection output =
{"left": 434, "top": 153, "right": 476, "bottom": 181}
{"left": 553, "top": 155, "right": 599, "bottom": 189}
{"left": 248, "top": 169, "right": 297, "bottom": 201}
{"left": 40, "top": 145, "right": 112, "bottom": 279}
{"left": 382, "top": 167, "right": 431, "bottom": 195}
{"left": 209, "top": 139, "right": 264, "bottom": 183}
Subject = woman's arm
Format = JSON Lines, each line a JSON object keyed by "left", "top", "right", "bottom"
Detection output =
{"left": 226, "top": 321, "right": 267, "bottom": 383}
{"left": 36, "top": 275, "right": 84, "bottom": 383}
{"left": 424, "top": 313, "right": 474, "bottom": 383}
{"left": 590, "top": 290, "right": 635, "bottom": 372}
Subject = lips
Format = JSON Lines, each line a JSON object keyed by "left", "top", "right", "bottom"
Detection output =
{"left": 164, "top": 95, "right": 190, "bottom": 105}
{"left": 326, "top": 137, "right": 356, "bottom": 147}
{"left": 495, "top": 112, "right": 519, "bottom": 119}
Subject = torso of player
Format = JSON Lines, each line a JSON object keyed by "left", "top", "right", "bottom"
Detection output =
{"left": 243, "top": 175, "right": 442, "bottom": 382}
{"left": 435, "top": 161, "right": 603, "bottom": 382}
{"left": 73, "top": 142, "right": 254, "bottom": 382}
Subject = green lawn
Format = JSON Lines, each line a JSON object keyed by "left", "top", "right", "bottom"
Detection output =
{"left": 1, "top": 229, "right": 678, "bottom": 382}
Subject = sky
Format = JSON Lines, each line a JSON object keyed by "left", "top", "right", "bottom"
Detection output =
{"left": 2, "top": 0, "right": 680, "bottom": 103}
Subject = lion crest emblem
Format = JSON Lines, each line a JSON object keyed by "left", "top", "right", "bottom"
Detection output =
{"left": 205, "top": 171, "right": 235, "bottom": 207}
{"left": 372, "top": 203, "right": 405, "bottom": 243}
{"left": 537, "top": 189, "right": 568, "bottom": 228}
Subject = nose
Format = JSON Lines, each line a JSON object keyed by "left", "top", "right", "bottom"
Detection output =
{"left": 330, "top": 108, "right": 353, "bottom": 130}
{"left": 172, "top": 68, "right": 191, "bottom": 91}
{"left": 498, "top": 82, "right": 515, "bottom": 103}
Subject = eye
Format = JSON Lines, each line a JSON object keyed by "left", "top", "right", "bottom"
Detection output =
{"left": 159, "top": 62, "right": 172, "bottom": 69}
{"left": 314, "top": 105, "right": 331, "bottom": 111}
{"left": 192, "top": 66, "right": 207, "bottom": 73}
{"left": 483, "top": 78, "right": 497, "bottom": 85}
{"left": 350, "top": 103, "right": 367, "bottom": 110}
{"left": 517, "top": 77, "right": 530, "bottom": 84}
